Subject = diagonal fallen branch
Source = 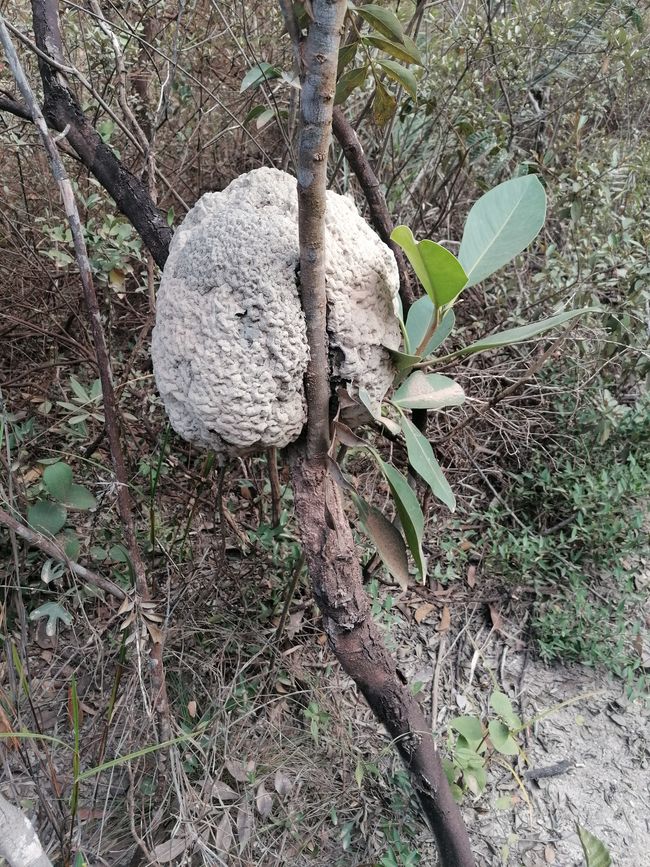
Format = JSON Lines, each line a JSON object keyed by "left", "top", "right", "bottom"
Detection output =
{"left": 0, "top": 506, "right": 125, "bottom": 600}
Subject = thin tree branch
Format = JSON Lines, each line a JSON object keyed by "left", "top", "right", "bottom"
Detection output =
{"left": 0, "top": 507, "right": 125, "bottom": 600}
{"left": 332, "top": 106, "right": 416, "bottom": 311}
{"left": 16, "top": 0, "right": 173, "bottom": 268}
{"left": 288, "top": 3, "right": 475, "bottom": 864}
{"left": 0, "top": 14, "right": 170, "bottom": 738}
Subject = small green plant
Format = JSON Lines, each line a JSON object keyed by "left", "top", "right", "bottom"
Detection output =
{"left": 27, "top": 460, "right": 96, "bottom": 542}
{"left": 331, "top": 176, "right": 594, "bottom": 588}
{"left": 444, "top": 691, "right": 522, "bottom": 801}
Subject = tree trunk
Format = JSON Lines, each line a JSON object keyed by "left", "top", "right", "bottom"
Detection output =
{"left": 291, "top": 2, "right": 475, "bottom": 864}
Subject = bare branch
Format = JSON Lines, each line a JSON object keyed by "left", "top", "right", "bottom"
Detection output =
{"left": 332, "top": 106, "right": 416, "bottom": 310}
{"left": 0, "top": 506, "right": 125, "bottom": 600}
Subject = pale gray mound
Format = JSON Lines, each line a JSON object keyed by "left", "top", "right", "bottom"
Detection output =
{"left": 152, "top": 167, "right": 400, "bottom": 458}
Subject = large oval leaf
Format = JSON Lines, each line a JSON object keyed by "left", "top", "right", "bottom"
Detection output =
{"left": 391, "top": 226, "right": 468, "bottom": 307}
{"left": 577, "top": 826, "right": 611, "bottom": 867}
{"left": 399, "top": 414, "right": 456, "bottom": 512}
{"left": 43, "top": 462, "right": 73, "bottom": 502}
{"left": 352, "top": 494, "right": 410, "bottom": 590}
{"left": 393, "top": 371, "right": 465, "bottom": 411}
{"left": 356, "top": 4, "right": 405, "bottom": 43}
{"left": 458, "top": 175, "right": 547, "bottom": 287}
{"left": 372, "top": 453, "right": 426, "bottom": 580}
{"left": 453, "top": 308, "right": 595, "bottom": 359}
{"left": 27, "top": 500, "right": 67, "bottom": 536}
{"left": 405, "top": 299, "right": 456, "bottom": 357}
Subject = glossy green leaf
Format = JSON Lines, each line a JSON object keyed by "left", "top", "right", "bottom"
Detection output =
{"left": 65, "top": 484, "right": 97, "bottom": 511}
{"left": 43, "top": 462, "right": 73, "bottom": 502}
{"left": 376, "top": 59, "right": 417, "bottom": 101}
{"left": 363, "top": 35, "right": 423, "bottom": 66}
{"left": 239, "top": 62, "right": 281, "bottom": 93}
{"left": 458, "top": 175, "right": 547, "bottom": 286}
{"left": 393, "top": 371, "right": 465, "bottom": 411}
{"left": 352, "top": 494, "right": 410, "bottom": 589}
{"left": 391, "top": 226, "right": 468, "bottom": 307}
{"left": 490, "top": 692, "right": 522, "bottom": 730}
{"left": 338, "top": 41, "right": 359, "bottom": 74}
{"left": 453, "top": 309, "right": 595, "bottom": 359}
{"left": 335, "top": 65, "right": 369, "bottom": 104}
{"left": 406, "top": 298, "right": 456, "bottom": 357}
{"left": 373, "top": 454, "right": 426, "bottom": 580}
{"left": 488, "top": 720, "right": 519, "bottom": 756}
{"left": 356, "top": 5, "right": 405, "bottom": 43}
{"left": 387, "top": 347, "right": 422, "bottom": 372}
{"left": 577, "top": 826, "right": 611, "bottom": 867}
{"left": 450, "top": 716, "right": 484, "bottom": 746}
{"left": 399, "top": 414, "right": 456, "bottom": 511}
{"left": 27, "top": 500, "right": 67, "bottom": 536}
{"left": 372, "top": 80, "right": 396, "bottom": 125}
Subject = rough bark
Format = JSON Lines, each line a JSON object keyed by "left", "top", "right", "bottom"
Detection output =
{"left": 291, "top": 3, "right": 475, "bottom": 865}
{"left": 27, "top": 0, "right": 171, "bottom": 268}
{"left": 0, "top": 793, "right": 53, "bottom": 867}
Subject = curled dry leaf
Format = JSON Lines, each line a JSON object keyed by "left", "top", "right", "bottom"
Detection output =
{"left": 414, "top": 602, "right": 435, "bottom": 624}
{"left": 437, "top": 604, "right": 451, "bottom": 633}
{"left": 274, "top": 769, "right": 293, "bottom": 797}
{"left": 209, "top": 780, "right": 239, "bottom": 802}
{"left": 489, "top": 604, "right": 503, "bottom": 631}
{"left": 255, "top": 782, "right": 273, "bottom": 818}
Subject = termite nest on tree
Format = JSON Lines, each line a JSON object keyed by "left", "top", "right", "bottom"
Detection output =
{"left": 152, "top": 167, "right": 400, "bottom": 458}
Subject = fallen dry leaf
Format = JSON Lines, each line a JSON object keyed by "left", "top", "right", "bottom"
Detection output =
{"left": 437, "top": 605, "right": 451, "bottom": 633}
{"left": 255, "top": 782, "right": 273, "bottom": 818}
{"left": 414, "top": 602, "right": 435, "bottom": 624}
{"left": 467, "top": 564, "right": 476, "bottom": 588}
{"left": 187, "top": 700, "right": 197, "bottom": 718}
{"left": 489, "top": 604, "right": 503, "bottom": 631}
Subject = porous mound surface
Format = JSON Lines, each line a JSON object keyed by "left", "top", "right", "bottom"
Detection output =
{"left": 152, "top": 167, "right": 400, "bottom": 457}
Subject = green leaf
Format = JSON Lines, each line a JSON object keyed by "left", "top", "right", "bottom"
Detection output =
{"left": 338, "top": 41, "right": 359, "bottom": 74}
{"left": 372, "top": 80, "right": 396, "bottom": 126}
{"left": 109, "top": 544, "right": 130, "bottom": 563}
{"left": 405, "top": 298, "right": 456, "bottom": 357}
{"left": 393, "top": 371, "right": 465, "bottom": 411}
{"left": 373, "top": 454, "right": 426, "bottom": 580}
{"left": 387, "top": 347, "right": 422, "bottom": 372}
{"left": 43, "top": 462, "right": 73, "bottom": 502}
{"left": 352, "top": 494, "right": 410, "bottom": 590}
{"left": 490, "top": 692, "right": 522, "bottom": 730}
{"left": 391, "top": 226, "right": 468, "bottom": 307}
{"left": 60, "top": 530, "right": 80, "bottom": 560}
{"left": 29, "top": 601, "right": 73, "bottom": 637}
{"left": 356, "top": 5, "right": 405, "bottom": 43}
{"left": 335, "top": 65, "right": 369, "bottom": 105}
{"left": 458, "top": 175, "right": 547, "bottom": 287}
{"left": 488, "top": 720, "right": 519, "bottom": 756}
{"left": 399, "top": 414, "right": 456, "bottom": 511}
{"left": 69, "top": 376, "right": 90, "bottom": 402}
{"left": 239, "top": 62, "right": 281, "bottom": 93}
{"left": 453, "top": 309, "right": 595, "bottom": 359}
{"left": 577, "top": 826, "right": 611, "bottom": 867}
{"left": 65, "top": 484, "right": 97, "bottom": 511}
{"left": 27, "top": 500, "right": 67, "bottom": 536}
{"left": 450, "top": 716, "right": 484, "bottom": 745}
{"left": 376, "top": 59, "right": 417, "bottom": 101}
{"left": 363, "top": 35, "right": 423, "bottom": 66}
